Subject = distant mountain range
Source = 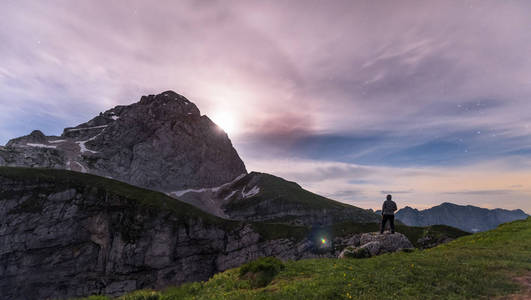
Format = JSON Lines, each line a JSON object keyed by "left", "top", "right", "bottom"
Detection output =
{"left": 393, "top": 202, "right": 528, "bottom": 232}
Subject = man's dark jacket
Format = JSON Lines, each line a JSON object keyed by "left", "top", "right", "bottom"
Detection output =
{"left": 382, "top": 199, "right": 397, "bottom": 215}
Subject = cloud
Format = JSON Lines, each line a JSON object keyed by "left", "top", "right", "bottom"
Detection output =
{"left": 381, "top": 190, "right": 414, "bottom": 195}
{"left": 324, "top": 190, "right": 365, "bottom": 200}
{"left": 442, "top": 190, "right": 514, "bottom": 196}
{"left": 2, "top": 1, "right": 531, "bottom": 147}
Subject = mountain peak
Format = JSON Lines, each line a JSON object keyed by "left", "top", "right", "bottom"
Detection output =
{"left": 139, "top": 91, "right": 191, "bottom": 105}
{"left": 0, "top": 91, "right": 247, "bottom": 191}
{"left": 6, "top": 129, "right": 47, "bottom": 147}
{"left": 401, "top": 206, "right": 418, "bottom": 212}
{"left": 439, "top": 202, "right": 459, "bottom": 207}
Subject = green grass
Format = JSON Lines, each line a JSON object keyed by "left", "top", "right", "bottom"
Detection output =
{"left": 0, "top": 166, "right": 216, "bottom": 219}
{"left": 77, "top": 218, "right": 531, "bottom": 300}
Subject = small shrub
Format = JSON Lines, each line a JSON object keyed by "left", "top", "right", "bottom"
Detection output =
{"left": 239, "top": 257, "right": 285, "bottom": 288}
{"left": 344, "top": 246, "right": 370, "bottom": 259}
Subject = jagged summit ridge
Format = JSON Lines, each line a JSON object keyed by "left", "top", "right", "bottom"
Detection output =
{"left": 0, "top": 91, "right": 247, "bottom": 192}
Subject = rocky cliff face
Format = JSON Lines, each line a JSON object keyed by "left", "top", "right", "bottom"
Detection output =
{"left": 0, "top": 168, "right": 333, "bottom": 300}
{"left": 395, "top": 202, "right": 529, "bottom": 232}
{"left": 0, "top": 91, "right": 247, "bottom": 192}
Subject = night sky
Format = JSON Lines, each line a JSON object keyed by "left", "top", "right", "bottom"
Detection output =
{"left": 1, "top": 1, "right": 530, "bottom": 212}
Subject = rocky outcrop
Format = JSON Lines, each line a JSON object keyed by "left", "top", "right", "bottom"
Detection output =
{"left": 0, "top": 91, "right": 247, "bottom": 192}
{"left": 395, "top": 203, "right": 529, "bottom": 232}
{"left": 177, "top": 172, "right": 380, "bottom": 225}
{"left": 0, "top": 168, "right": 332, "bottom": 300}
{"left": 338, "top": 232, "right": 413, "bottom": 258}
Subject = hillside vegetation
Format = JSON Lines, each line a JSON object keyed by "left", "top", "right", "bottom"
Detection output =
{"left": 0, "top": 167, "right": 466, "bottom": 246}
{"left": 218, "top": 172, "right": 381, "bottom": 225}
{"left": 76, "top": 217, "right": 531, "bottom": 300}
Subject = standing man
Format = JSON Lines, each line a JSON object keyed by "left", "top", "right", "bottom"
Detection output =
{"left": 381, "top": 194, "right": 397, "bottom": 234}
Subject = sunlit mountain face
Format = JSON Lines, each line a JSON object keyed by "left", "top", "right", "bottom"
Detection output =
{"left": 1, "top": 0, "right": 530, "bottom": 213}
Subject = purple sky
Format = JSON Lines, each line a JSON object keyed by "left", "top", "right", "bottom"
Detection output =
{"left": 1, "top": 0, "right": 531, "bottom": 212}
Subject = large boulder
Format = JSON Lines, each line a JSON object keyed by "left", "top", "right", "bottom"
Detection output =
{"left": 339, "top": 232, "right": 413, "bottom": 258}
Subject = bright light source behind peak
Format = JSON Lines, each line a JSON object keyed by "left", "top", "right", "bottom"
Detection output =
{"left": 211, "top": 111, "right": 237, "bottom": 135}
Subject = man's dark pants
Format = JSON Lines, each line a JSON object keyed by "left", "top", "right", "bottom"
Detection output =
{"left": 381, "top": 214, "right": 395, "bottom": 234}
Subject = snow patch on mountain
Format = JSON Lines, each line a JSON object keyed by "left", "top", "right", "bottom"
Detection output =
{"left": 27, "top": 143, "right": 57, "bottom": 149}
{"left": 65, "top": 125, "right": 108, "bottom": 132}
{"left": 171, "top": 173, "right": 247, "bottom": 197}
{"left": 171, "top": 188, "right": 210, "bottom": 197}
{"left": 224, "top": 190, "right": 237, "bottom": 200}
{"left": 212, "top": 173, "right": 246, "bottom": 192}
{"left": 75, "top": 126, "right": 108, "bottom": 154}
{"left": 76, "top": 141, "right": 98, "bottom": 154}
{"left": 242, "top": 185, "right": 260, "bottom": 198}
{"left": 74, "top": 161, "right": 87, "bottom": 173}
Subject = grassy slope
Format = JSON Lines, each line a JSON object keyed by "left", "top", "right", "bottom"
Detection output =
{"left": 225, "top": 172, "right": 355, "bottom": 210}
{"left": 225, "top": 172, "right": 379, "bottom": 223}
{"left": 0, "top": 166, "right": 222, "bottom": 222}
{"left": 83, "top": 217, "right": 530, "bottom": 300}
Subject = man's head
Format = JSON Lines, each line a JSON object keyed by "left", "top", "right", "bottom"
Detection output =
{"left": 386, "top": 194, "right": 392, "bottom": 201}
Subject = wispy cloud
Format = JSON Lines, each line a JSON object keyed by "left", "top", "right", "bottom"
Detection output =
{"left": 442, "top": 190, "right": 514, "bottom": 196}
{"left": 1, "top": 1, "right": 531, "bottom": 213}
{"left": 246, "top": 157, "right": 531, "bottom": 213}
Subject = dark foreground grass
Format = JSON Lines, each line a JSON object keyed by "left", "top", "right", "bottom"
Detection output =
{"left": 77, "top": 217, "right": 531, "bottom": 300}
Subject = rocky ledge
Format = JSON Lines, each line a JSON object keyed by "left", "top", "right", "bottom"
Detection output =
{"left": 338, "top": 232, "right": 414, "bottom": 258}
